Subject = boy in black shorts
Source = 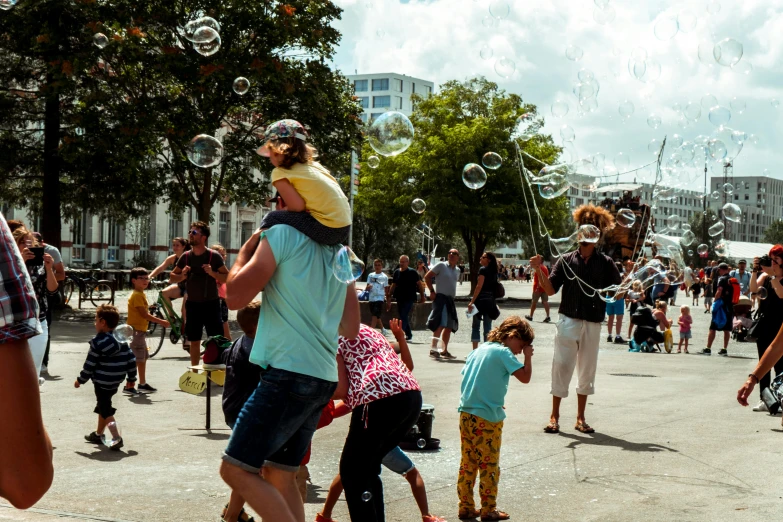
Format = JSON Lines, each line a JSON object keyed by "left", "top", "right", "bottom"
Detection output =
{"left": 75, "top": 305, "right": 138, "bottom": 450}
{"left": 366, "top": 259, "right": 389, "bottom": 335}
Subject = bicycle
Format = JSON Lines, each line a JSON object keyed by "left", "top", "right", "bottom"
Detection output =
{"left": 146, "top": 290, "right": 185, "bottom": 358}
{"left": 62, "top": 268, "right": 116, "bottom": 309}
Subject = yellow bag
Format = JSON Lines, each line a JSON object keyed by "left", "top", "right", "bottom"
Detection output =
{"left": 663, "top": 328, "right": 673, "bottom": 353}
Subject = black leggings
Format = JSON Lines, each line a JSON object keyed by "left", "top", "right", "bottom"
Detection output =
{"left": 757, "top": 330, "right": 783, "bottom": 398}
{"left": 340, "top": 390, "right": 423, "bottom": 522}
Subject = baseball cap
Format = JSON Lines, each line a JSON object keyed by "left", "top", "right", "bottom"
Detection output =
{"left": 738, "top": 259, "right": 747, "bottom": 264}
{"left": 256, "top": 119, "right": 308, "bottom": 157}
{"left": 718, "top": 262, "right": 729, "bottom": 270}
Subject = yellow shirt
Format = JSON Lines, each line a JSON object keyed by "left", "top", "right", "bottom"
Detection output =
{"left": 127, "top": 290, "right": 149, "bottom": 332}
{"left": 271, "top": 161, "right": 351, "bottom": 228}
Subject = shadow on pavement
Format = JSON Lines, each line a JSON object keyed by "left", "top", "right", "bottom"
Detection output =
{"left": 557, "top": 432, "right": 678, "bottom": 453}
{"left": 190, "top": 431, "right": 231, "bottom": 440}
{"left": 75, "top": 448, "right": 139, "bottom": 461}
{"left": 305, "top": 483, "right": 330, "bottom": 504}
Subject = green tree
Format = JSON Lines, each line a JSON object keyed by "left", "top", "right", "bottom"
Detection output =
{"left": 355, "top": 77, "right": 570, "bottom": 291}
{"left": 763, "top": 219, "right": 783, "bottom": 245}
{"left": 683, "top": 208, "right": 721, "bottom": 267}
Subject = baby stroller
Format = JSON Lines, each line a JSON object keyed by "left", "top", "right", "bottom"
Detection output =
{"left": 731, "top": 295, "right": 753, "bottom": 342}
{"left": 628, "top": 306, "right": 664, "bottom": 353}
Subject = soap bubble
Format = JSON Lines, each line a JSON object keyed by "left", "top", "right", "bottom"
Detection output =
{"left": 731, "top": 130, "right": 747, "bottom": 144}
{"left": 560, "top": 125, "right": 575, "bottom": 142}
{"left": 639, "top": 58, "right": 661, "bottom": 83}
{"left": 698, "top": 41, "right": 716, "bottom": 66}
{"left": 102, "top": 421, "right": 122, "bottom": 449}
{"left": 593, "top": 4, "right": 616, "bottom": 25}
{"left": 666, "top": 214, "right": 681, "bottom": 230}
{"left": 489, "top": 0, "right": 510, "bottom": 19}
{"left": 480, "top": 46, "right": 493, "bottom": 60}
{"left": 182, "top": 16, "right": 221, "bottom": 42}
{"left": 187, "top": 134, "right": 223, "bottom": 167}
{"left": 708, "top": 221, "right": 725, "bottom": 237}
{"left": 683, "top": 102, "right": 701, "bottom": 122}
{"left": 647, "top": 114, "right": 661, "bottom": 129}
{"left": 618, "top": 100, "right": 635, "bottom": 118}
{"left": 93, "top": 33, "right": 109, "bottom": 49}
{"left": 713, "top": 38, "right": 743, "bottom": 67}
{"left": 697, "top": 244, "right": 709, "bottom": 255}
{"left": 732, "top": 61, "right": 753, "bottom": 75}
{"left": 462, "top": 163, "right": 488, "bottom": 189}
{"left": 367, "top": 156, "right": 380, "bottom": 168}
{"left": 482, "top": 16, "right": 497, "bottom": 28}
{"left": 628, "top": 58, "right": 647, "bottom": 80}
{"left": 680, "top": 230, "right": 696, "bottom": 246}
{"left": 534, "top": 165, "right": 570, "bottom": 199}
{"left": 712, "top": 126, "right": 743, "bottom": 163}
{"left": 654, "top": 16, "right": 679, "bottom": 40}
{"left": 565, "top": 45, "right": 583, "bottom": 61}
{"left": 715, "top": 241, "right": 728, "bottom": 257}
{"left": 192, "top": 26, "right": 219, "bottom": 43}
{"left": 0, "top": 0, "right": 19, "bottom": 9}
{"left": 551, "top": 100, "right": 569, "bottom": 117}
{"left": 577, "top": 224, "right": 601, "bottom": 244}
{"left": 670, "top": 134, "right": 684, "bottom": 148}
{"left": 648, "top": 139, "right": 662, "bottom": 154}
{"left": 631, "top": 47, "right": 648, "bottom": 62}
{"left": 194, "top": 32, "right": 222, "bottom": 57}
{"left": 677, "top": 10, "right": 697, "bottom": 32}
{"left": 707, "top": 139, "right": 727, "bottom": 161}
{"left": 614, "top": 152, "right": 630, "bottom": 170}
{"left": 361, "top": 491, "right": 373, "bottom": 502}
{"left": 594, "top": 0, "right": 609, "bottom": 6}
{"left": 758, "top": 287, "right": 768, "bottom": 300}
{"left": 580, "top": 95, "right": 599, "bottom": 113}
{"left": 706, "top": 1, "right": 721, "bottom": 14}
{"left": 723, "top": 182, "right": 734, "bottom": 194}
{"left": 701, "top": 94, "right": 719, "bottom": 109}
{"left": 573, "top": 80, "right": 598, "bottom": 101}
{"left": 682, "top": 224, "right": 691, "bottom": 231}
{"left": 578, "top": 68, "right": 595, "bottom": 82}
{"left": 333, "top": 246, "right": 365, "bottom": 284}
{"left": 748, "top": 134, "right": 759, "bottom": 145}
{"left": 232, "top": 77, "right": 250, "bottom": 95}
{"left": 772, "top": 99, "right": 780, "bottom": 109}
{"left": 368, "top": 111, "right": 414, "bottom": 157}
{"left": 113, "top": 324, "right": 134, "bottom": 343}
{"left": 617, "top": 209, "right": 636, "bottom": 228}
{"left": 729, "top": 98, "right": 745, "bottom": 114}
{"left": 688, "top": 249, "right": 694, "bottom": 256}
{"left": 482, "top": 152, "right": 502, "bottom": 170}
{"left": 551, "top": 234, "right": 577, "bottom": 254}
{"left": 567, "top": 159, "right": 599, "bottom": 190}
{"left": 494, "top": 57, "right": 516, "bottom": 78}
{"left": 711, "top": 190, "right": 721, "bottom": 200}
{"left": 590, "top": 153, "right": 605, "bottom": 169}
{"left": 411, "top": 198, "right": 426, "bottom": 214}
{"left": 722, "top": 203, "right": 741, "bottom": 222}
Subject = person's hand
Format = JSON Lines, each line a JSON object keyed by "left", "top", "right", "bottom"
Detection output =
{"left": 181, "top": 266, "right": 191, "bottom": 277}
{"left": 161, "top": 320, "right": 171, "bottom": 328}
{"left": 529, "top": 255, "right": 543, "bottom": 268}
{"left": 386, "top": 301, "right": 392, "bottom": 311}
{"left": 523, "top": 345, "right": 534, "bottom": 358}
{"left": 21, "top": 247, "right": 34, "bottom": 261}
{"left": 43, "top": 253, "right": 54, "bottom": 268}
{"left": 366, "top": 284, "right": 373, "bottom": 291}
{"left": 737, "top": 378, "right": 756, "bottom": 406}
{"left": 468, "top": 304, "right": 474, "bottom": 312}
{"left": 74, "top": 380, "right": 81, "bottom": 388}
{"left": 202, "top": 264, "right": 214, "bottom": 277}
{"left": 389, "top": 318, "right": 404, "bottom": 340}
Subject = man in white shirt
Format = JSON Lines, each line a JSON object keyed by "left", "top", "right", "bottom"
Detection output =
{"left": 683, "top": 263, "right": 694, "bottom": 297}
{"left": 366, "top": 259, "right": 389, "bottom": 335}
{"left": 425, "top": 249, "right": 462, "bottom": 359}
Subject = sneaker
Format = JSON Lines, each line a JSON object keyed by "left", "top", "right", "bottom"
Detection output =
{"left": 718, "top": 349, "right": 728, "bottom": 356}
{"left": 701, "top": 348, "right": 711, "bottom": 355}
{"left": 405, "top": 335, "right": 413, "bottom": 341}
{"left": 138, "top": 383, "right": 157, "bottom": 393}
{"left": 84, "top": 431, "right": 103, "bottom": 444}
{"left": 753, "top": 400, "right": 769, "bottom": 412}
{"left": 704, "top": 309, "right": 709, "bottom": 314}
{"left": 607, "top": 335, "right": 613, "bottom": 342}
{"left": 123, "top": 387, "right": 141, "bottom": 396}
{"left": 524, "top": 315, "right": 533, "bottom": 321}
{"left": 614, "top": 335, "right": 626, "bottom": 344}
{"left": 429, "top": 349, "right": 441, "bottom": 359}
{"left": 108, "top": 436, "right": 124, "bottom": 451}
{"left": 543, "top": 317, "right": 551, "bottom": 323}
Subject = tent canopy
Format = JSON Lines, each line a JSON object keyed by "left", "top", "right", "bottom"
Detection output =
{"left": 655, "top": 235, "right": 772, "bottom": 263}
{"left": 594, "top": 183, "right": 643, "bottom": 193}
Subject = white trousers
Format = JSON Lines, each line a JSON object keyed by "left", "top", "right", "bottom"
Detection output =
{"left": 550, "top": 316, "right": 601, "bottom": 398}
{"left": 27, "top": 318, "right": 48, "bottom": 378}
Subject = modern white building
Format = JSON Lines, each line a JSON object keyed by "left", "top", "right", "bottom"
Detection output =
{"left": 346, "top": 72, "right": 435, "bottom": 124}
{"left": 707, "top": 175, "right": 783, "bottom": 243}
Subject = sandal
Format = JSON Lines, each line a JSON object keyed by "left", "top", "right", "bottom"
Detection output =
{"left": 676, "top": 349, "right": 681, "bottom": 353}
{"left": 481, "top": 510, "right": 510, "bottom": 521}
{"left": 684, "top": 349, "right": 689, "bottom": 354}
{"left": 575, "top": 422, "right": 595, "bottom": 434}
{"left": 543, "top": 421, "right": 560, "bottom": 433}
{"left": 315, "top": 514, "right": 338, "bottom": 522}
{"left": 221, "top": 504, "right": 255, "bottom": 522}
{"left": 458, "top": 508, "right": 480, "bottom": 520}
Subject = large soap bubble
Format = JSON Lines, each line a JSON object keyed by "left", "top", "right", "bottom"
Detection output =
{"left": 551, "top": 234, "right": 577, "bottom": 255}
{"left": 232, "top": 77, "right": 250, "bottom": 95}
{"left": 680, "top": 230, "right": 696, "bottom": 246}
{"left": 682, "top": 224, "right": 691, "bottom": 231}
{"left": 411, "top": 198, "right": 426, "bottom": 214}
{"left": 182, "top": 16, "right": 221, "bottom": 42}
{"left": 368, "top": 111, "right": 414, "bottom": 157}
{"left": 616, "top": 209, "right": 636, "bottom": 228}
{"left": 731, "top": 130, "right": 747, "bottom": 144}
{"left": 114, "top": 324, "right": 134, "bottom": 343}
{"left": 723, "top": 182, "right": 734, "bottom": 194}
{"left": 708, "top": 106, "right": 731, "bottom": 126}
{"left": 712, "top": 126, "right": 743, "bottom": 163}
{"left": 0, "top": 0, "right": 19, "bottom": 9}
{"left": 333, "top": 246, "right": 365, "bottom": 284}
{"left": 577, "top": 224, "right": 600, "bottom": 244}
{"left": 707, "top": 139, "right": 727, "bottom": 162}
{"left": 666, "top": 214, "right": 681, "bottom": 230}
{"left": 194, "top": 32, "right": 222, "bottom": 56}
{"left": 551, "top": 99, "right": 569, "bottom": 117}
{"left": 534, "top": 165, "right": 570, "bottom": 199}
{"left": 482, "top": 152, "right": 502, "bottom": 170}
{"left": 462, "top": 163, "right": 487, "bottom": 189}
{"left": 715, "top": 240, "right": 728, "bottom": 257}
{"left": 722, "top": 203, "right": 741, "bottom": 222}
{"left": 187, "top": 134, "right": 223, "bottom": 167}
{"left": 698, "top": 41, "right": 716, "bottom": 66}
{"left": 708, "top": 221, "right": 725, "bottom": 237}
{"left": 713, "top": 38, "right": 743, "bottom": 67}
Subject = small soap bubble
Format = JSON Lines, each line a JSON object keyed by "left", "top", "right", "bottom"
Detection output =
{"left": 411, "top": 198, "right": 426, "bottom": 214}
{"left": 482, "top": 152, "right": 502, "bottom": 170}
{"left": 480, "top": 46, "right": 493, "bottom": 60}
{"left": 647, "top": 114, "right": 662, "bottom": 129}
{"left": 462, "top": 163, "right": 488, "bottom": 189}
{"left": 618, "top": 100, "right": 635, "bottom": 118}
{"left": 723, "top": 182, "right": 734, "bottom": 194}
{"left": 729, "top": 97, "right": 745, "bottom": 114}
{"left": 701, "top": 94, "right": 719, "bottom": 109}
{"left": 708, "top": 221, "right": 725, "bottom": 237}
{"left": 732, "top": 61, "right": 753, "bottom": 75}
{"left": 722, "top": 203, "right": 741, "bottom": 222}
{"left": 187, "top": 134, "right": 223, "bottom": 167}
{"left": 677, "top": 10, "right": 697, "bottom": 32}
{"left": 748, "top": 134, "right": 759, "bottom": 145}
{"left": 648, "top": 139, "right": 662, "bottom": 154}
{"left": 684, "top": 102, "right": 701, "bottom": 121}
{"left": 731, "top": 130, "right": 746, "bottom": 144}
{"left": 708, "top": 106, "right": 731, "bottom": 126}
{"left": 758, "top": 287, "right": 768, "bottom": 300}
{"left": 708, "top": 139, "right": 727, "bottom": 161}
{"left": 713, "top": 38, "right": 743, "bottom": 67}
{"left": 688, "top": 249, "right": 695, "bottom": 256}
{"left": 593, "top": 4, "right": 616, "bottom": 25}
{"left": 482, "top": 15, "right": 497, "bottom": 28}
{"left": 551, "top": 99, "right": 569, "bottom": 117}
{"left": 333, "top": 246, "right": 365, "bottom": 284}
{"left": 628, "top": 58, "right": 647, "bottom": 80}
{"left": 697, "top": 244, "right": 709, "bottom": 255}
{"left": 666, "top": 214, "right": 681, "bottom": 230}
{"left": 670, "top": 134, "right": 684, "bottom": 148}
{"left": 489, "top": 0, "right": 510, "bottom": 19}
{"left": 578, "top": 68, "right": 595, "bottom": 82}
{"left": 560, "top": 125, "right": 575, "bottom": 142}
{"left": 113, "top": 324, "right": 134, "bottom": 343}
{"left": 711, "top": 190, "right": 721, "bottom": 200}
{"left": 361, "top": 491, "right": 373, "bottom": 502}
{"left": 566, "top": 45, "right": 584, "bottom": 61}
{"left": 232, "top": 77, "right": 250, "bottom": 95}
{"left": 715, "top": 241, "right": 728, "bottom": 257}
{"left": 194, "top": 32, "right": 222, "bottom": 56}
{"left": 494, "top": 57, "right": 516, "bottom": 78}
{"left": 613, "top": 152, "right": 630, "bottom": 170}
{"left": 639, "top": 58, "right": 661, "bottom": 83}
{"left": 368, "top": 111, "right": 414, "bottom": 157}
{"left": 93, "top": 33, "right": 109, "bottom": 49}
{"left": 102, "top": 421, "right": 122, "bottom": 448}
{"left": 706, "top": 1, "right": 721, "bottom": 15}
{"left": 367, "top": 156, "right": 380, "bottom": 169}
{"left": 616, "top": 209, "right": 636, "bottom": 228}
{"left": 654, "top": 16, "right": 678, "bottom": 40}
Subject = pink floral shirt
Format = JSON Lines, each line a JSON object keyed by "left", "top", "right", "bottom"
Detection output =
{"left": 338, "top": 324, "right": 420, "bottom": 410}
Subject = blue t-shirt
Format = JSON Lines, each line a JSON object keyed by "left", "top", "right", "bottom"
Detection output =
{"left": 250, "top": 225, "right": 347, "bottom": 382}
{"left": 458, "top": 342, "right": 524, "bottom": 423}
{"left": 366, "top": 271, "right": 388, "bottom": 302}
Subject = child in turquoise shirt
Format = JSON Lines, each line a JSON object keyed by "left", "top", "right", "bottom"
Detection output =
{"left": 457, "top": 316, "right": 534, "bottom": 521}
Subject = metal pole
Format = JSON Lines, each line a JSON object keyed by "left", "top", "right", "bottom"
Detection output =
{"left": 349, "top": 151, "right": 357, "bottom": 248}
{"left": 703, "top": 157, "right": 707, "bottom": 249}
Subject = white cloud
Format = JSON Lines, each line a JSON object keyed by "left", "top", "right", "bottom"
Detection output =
{"left": 332, "top": 0, "right": 783, "bottom": 185}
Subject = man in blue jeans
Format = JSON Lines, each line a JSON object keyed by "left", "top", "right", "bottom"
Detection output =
{"left": 222, "top": 224, "right": 360, "bottom": 522}
{"left": 387, "top": 255, "right": 426, "bottom": 340}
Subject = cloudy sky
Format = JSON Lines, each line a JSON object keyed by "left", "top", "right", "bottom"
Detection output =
{"left": 329, "top": 0, "right": 783, "bottom": 187}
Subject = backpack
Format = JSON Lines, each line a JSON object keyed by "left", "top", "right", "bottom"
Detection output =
{"left": 728, "top": 277, "right": 741, "bottom": 305}
{"left": 631, "top": 306, "right": 657, "bottom": 328}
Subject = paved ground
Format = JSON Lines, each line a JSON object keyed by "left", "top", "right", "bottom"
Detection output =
{"left": 4, "top": 300, "right": 780, "bottom": 522}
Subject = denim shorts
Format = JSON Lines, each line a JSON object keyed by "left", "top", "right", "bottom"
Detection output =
{"left": 222, "top": 367, "right": 336, "bottom": 474}
{"left": 606, "top": 299, "right": 625, "bottom": 316}
{"left": 382, "top": 446, "right": 415, "bottom": 475}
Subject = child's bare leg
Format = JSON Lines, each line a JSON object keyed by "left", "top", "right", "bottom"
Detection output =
{"left": 136, "top": 360, "right": 146, "bottom": 385}
{"left": 370, "top": 316, "right": 378, "bottom": 329}
{"left": 97, "top": 415, "right": 115, "bottom": 435}
{"left": 223, "top": 490, "right": 246, "bottom": 522}
{"left": 606, "top": 315, "right": 614, "bottom": 336}
{"left": 320, "top": 474, "right": 344, "bottom": 519}
{"left": 404, "top": 468, "right": 431, "bottom": 518}
{"left": 684, "top": 338, "right": 689, "bottom": 352}
{"left": 677, "top": 338, "right": 683, "bottom": 352}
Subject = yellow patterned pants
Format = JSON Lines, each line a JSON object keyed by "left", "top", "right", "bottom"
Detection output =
{"left": 457, "top": 412, "right": 504, "bottom": 516}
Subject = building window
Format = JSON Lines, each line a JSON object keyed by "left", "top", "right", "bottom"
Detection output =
{"left": 354, "top": 79, "right": 368, "bottom": 92}
{"left": 359, "top": 113, "right": 369, "bottom": 124}
{"left": 106, "top": 218, "right": 121, "bottom": 263}
{"left": 412, "top": 82, "right": 416, "bottom": 94}
{"left": 219, "top": 211, "right": 231, "bottom": 249}
{"left": 370, "top": 113, "right": 384, "bottom": 123}
{"left": 168, "top": 216, "right": 183, "bottom": 253}
{"left": 241, "top": 222, "right": 255, "bottom": 245}
{"left": 394, "top": 96, "right": 403, "bottom": 109}
{"left": 371, "top": 78, "right": 389, "bottom": 91}
{"left": 373, "top": 95, "right": 391, "bottom": 108}
{"left": 393, "top": 79, "right": 403, "bottom": 92}
{"left": 71, "top": 211, "right": 87, "bottom": 261}
{"left": 358, "top": 96, "right": 369, "bottom": 109}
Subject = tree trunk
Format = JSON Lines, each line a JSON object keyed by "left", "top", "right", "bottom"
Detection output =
{"left": 197, "top": 170, "right": 213, "bottom": 223}
{"left": 41, "top": 9, "right": 62, "bottom": 250}
{"left": 462, "top": 230, "right": 487, "bottom": 296}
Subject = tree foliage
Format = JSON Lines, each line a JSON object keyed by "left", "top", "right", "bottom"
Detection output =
{"left": 683, "top": 208, "right": 721, "bottom": 267}
{"left": 354, "top": 77, "right": 570, "bottom": 290}
{"left": 763, "top": 219, "right": 783, "bottom": 246}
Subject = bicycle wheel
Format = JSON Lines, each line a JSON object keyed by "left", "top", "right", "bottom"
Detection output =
{"left": 89, "top": 282, "right": 115, "bottom": 307}
{"left": 62, "top": 279, "right": 76, "bottom": 306}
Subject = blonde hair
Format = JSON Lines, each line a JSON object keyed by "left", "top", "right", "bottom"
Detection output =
{"left": 265, "top": 138, "right": 317, "bottom": 169}
{"left": 11, "top": 226, "right": 36, "bottom": 248}
{"left": 654, "top": 300, "right": 667, "bottom": 311}
{"left": 631, "top": 280, "right": 642, "bottom": 292}
{"left": 211, "top": 243, "right": 226, "bottom": 256}
{"left": 487, "top": 316, "right": 535, "bottom": 344}
{"left": 680, "top": 305, "right": 690, "bottom": 315}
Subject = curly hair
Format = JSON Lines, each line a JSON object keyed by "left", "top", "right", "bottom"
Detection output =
{"left": 487, "top": 315, "right": 535, "bottom": 344}
{"left": 572, "top": 204, "right": 615, "bottom": 236}
{"left": 265, "top": 137, "right": 318, "bottom": 169}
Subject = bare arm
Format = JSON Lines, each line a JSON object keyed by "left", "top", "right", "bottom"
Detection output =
{"left": 43, "top": 255, "right": 58, "bottom": 292}
{"left": 150, "top": 254, "right": 177, "bottom": 279}
{"left": 53, "top": 262, "right": 65, "bottom": 282}
{"left": 332, "top": 355, "right": 348, "bottom": 400}
{"left": 739, "top": 322, "right": 783, "bottom": 405}
{"left": 168, "top": 266, "right": 186, "bottom": 283}
{"left": 205, "top": 264, "right": 229, "bottom": 283}
{"left": 512, "top": 348, "right": 534, "bottom": 383}
{"left": 135, "top": 306, "right": 169, "bottom": 327}
{"left": 272, "top": 178, "right": 306, "bottom": 212}
{"left": 389, "top": 318, "right": 413, "bottom": 371}
{"left": 0, "top": 340, "right": 54, "bottom": 508}
{"left": 226, "top": 230, "right": 275, "bottom": 310}
{"left": 530, "top": 256, "right": 555, "bottom": 296}
{"left": 424, "top": 269, "right": 436, "bottom": 295}
{"left": 339, "top": 283, "right": 360, "bottom": 340}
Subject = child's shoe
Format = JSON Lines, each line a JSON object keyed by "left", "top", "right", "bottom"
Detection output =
{"left": 138, "top": 383, "right": 157, "bottom": 393}
{"left": 84, "top": 432, "right": 102, "bottom": 444}
{"left": 123, "top": 386, "right": 141, "bottom": 396}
